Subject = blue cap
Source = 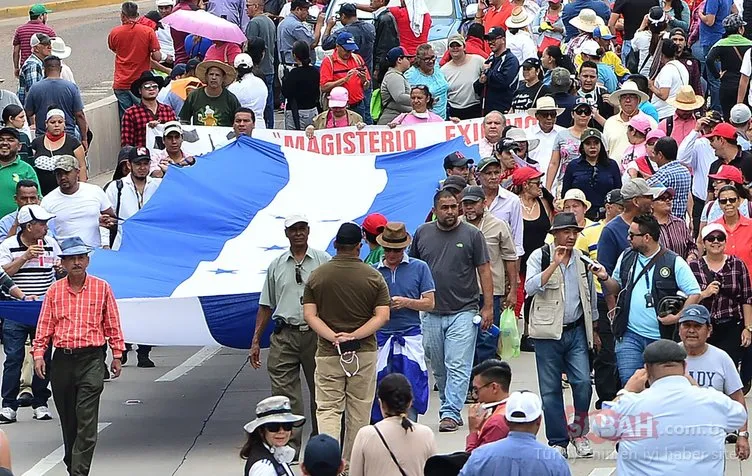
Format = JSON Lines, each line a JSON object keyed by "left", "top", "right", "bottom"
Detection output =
{"left": 592, "top": 25, "right": 615, "bottom": 40}
{"left": 679, "top": 304, "right": 711, "bottom": 325}
{"left": 336, "top": 32, "right": 359, "bottom": 51}
{"left": 170, "top": 63, "right": 187, "bottom": 79}
{"left": 386, "top": 46, "right": 414, "bottom": 64}
{"left": 59, "top": 236, "right": 93, "bottom": 257}
{"left": 303, "top": 434, "right": 341, "bottom": 476}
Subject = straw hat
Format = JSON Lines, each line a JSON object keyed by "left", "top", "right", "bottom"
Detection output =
{"left": 196, "top": 60, "right": 237, "bottom": 87}
{"left": 667, "top": 85, "right": 705, "bottom": 111}
{"left": 527, "top": 96, "right": 564, "bottom": 117}
{"left": 569, "top": 8, "right": 605, "bottom": 33}
{"left": 608, "top": 81, "right": 649, "bottom": 107}
{"left": 505, "top": 6, "right": 533, "bottom": 29}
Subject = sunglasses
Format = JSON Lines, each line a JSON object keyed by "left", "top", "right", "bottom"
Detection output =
{"left": 383, "top": 247, "right": 405, "bottom": 254}
{"left": 142, "top": 83, "right": 160, "bottom": 90}
{"left": 719, "top": 197, "right": 739, "bottom": 205}
{"left": 628, "top": 231, "right": 647, "bottom": 239}
{"left": 421, "top": 55, "right": 436, "bottom": 62}
{"left": 527, "top": 180, "right": 541, "bottom": 186}
{"left": 574, "top": 108, "right": 592, "bottom": 116}
{"left": 704, "top": 233, "right": 726, "bottom": 243}
{"left": 295, "top": 264, "right": 303, "bottom": 285}
{"left": 537, "top": 111, "right": 557, "bottom": 118}
{"left": 655, "top": 195, "right": 673, "bottom": 202}
{"left": 265, "top": 422, "right": 294, "bottom": 432}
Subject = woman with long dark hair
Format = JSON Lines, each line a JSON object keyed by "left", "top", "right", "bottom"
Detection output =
{"left": 378, "top": 46, "right": 413, "bottom": 125}
{"left": 510, "top": 57, "right": 549, "bottom": 112}
{"left": 547, "top": 98, "right": 593, "bottom": 196}
{"left": 648, "top": 39, "right": 689, "bottom": 121}
{"left": 281, "top": 41, "right": 320, "bottom": 130}
{"left": 541, "top": 45, "right": 576, "bottom": 85}
{"left": 662, "top": 0, "right": 690, "bottom": 31}
{"left": 631, "top": 6, "right": 670, "bottom": 77}
{"left": 350, "top": 374, "right": 436, "bottom": 476}
{"left": 2, "top": 104, "right": 32, "bottom": 164}
{"left": 387, "top": 85, "right": 444, "bottom": 126}
{"left": 227, "top": 53, "right": 268, "bottom": 129}
{"left": 240, "top": 396, "right": 304, "bottom": 476}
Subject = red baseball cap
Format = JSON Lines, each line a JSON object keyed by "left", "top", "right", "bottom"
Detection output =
{"left": 708, "top": 164, "right": 744, "bottom": 184}
{"left": 703, "top": 122, "right": 737, "bottom": 141}
{"left": 362, "top": 213, "right": 387, "bottom": 235}
{"left": 512, "top": 167, "right": 544, "bottom": 187}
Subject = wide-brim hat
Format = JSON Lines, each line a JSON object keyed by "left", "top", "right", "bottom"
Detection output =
{"left": 505, "top": 6, "right": 533, "bottom": 28}
{"left": 243, "top": 396, "right": 306, "bottom": 435}
{"left": 51, "top": 37, "right": 71, "bottom": 59}
{"left": 376, "top": 222, "right": 412, "bottom": 249}
{"left": 527, "top": 96, "right": 564, "bottom": 117}
{"left": 196, "top": 60, "right": 237, "bottom": 87}
{"left": 130, "top": 71, "right": 166, "bottom": 97}
{"left": 667, "top": 85, "right": 705, "bottom": 111}
{"left": 608, "top": 81, "right": 649, "bottom": 107}
{"left": 504, "top": 127, "right": 540, "bottom": 150}
{"left": 560, "top": 188, "right": 592, "bottom": 211}
{"left": 549, "top": 212, "right": 584, "bottom": 233}
{"left": 569, "top": 8, "right": 604, "bottom": 33}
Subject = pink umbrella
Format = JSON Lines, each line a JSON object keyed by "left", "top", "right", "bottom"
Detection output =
{"left": 161, "top": 9, "right": 246, "bottom": 44}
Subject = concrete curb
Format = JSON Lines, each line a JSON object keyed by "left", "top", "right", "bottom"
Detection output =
{"left": 0, "top": 0, "right": 121, "bottom": 19}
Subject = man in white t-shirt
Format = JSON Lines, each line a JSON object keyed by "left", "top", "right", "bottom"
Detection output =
{"left": 41, "top": 156, "right": 116, "bottom": 249}
{"left": 441, "top": 34, "right": 484, "bottom": 119}
{"left": 679, "top": 304, "right": 750, "bottom": 460}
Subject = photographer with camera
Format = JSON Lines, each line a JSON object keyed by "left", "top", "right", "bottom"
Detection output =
{"left": 595, "top": 214, "right": 701, "bottom": 386}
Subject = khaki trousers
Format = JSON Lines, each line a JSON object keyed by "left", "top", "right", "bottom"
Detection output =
{"left": 267, "top": 327, "right": 318, "bottom": 452}
{"left": 314, "top": 351, "right": 377, "bottom": 461}
{"left": 20, "top": 343, "right": 33, "bottom": 394}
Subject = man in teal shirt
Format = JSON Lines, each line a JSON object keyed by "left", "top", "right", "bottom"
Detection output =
{"left": 0, "top": 128, "right": 39, "bottom": 217}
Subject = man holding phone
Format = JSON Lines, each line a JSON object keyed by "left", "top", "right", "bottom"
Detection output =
{"left": 319, "top": 32, "right": 371, "bottom": 121}
{"left": 303, "top": 222, "right": 390, "bottom": 463}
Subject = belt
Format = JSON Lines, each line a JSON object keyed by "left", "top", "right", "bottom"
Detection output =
{"left": 562, "top": 317, "right": 584, "bottom": 332}
{"left": 275, "top": 320, "right": 310, "bottom": 332}
{"left": 54, "top": 346, "right": 104, "bottom": 356}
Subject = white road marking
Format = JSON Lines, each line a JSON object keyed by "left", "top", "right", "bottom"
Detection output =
{"left": 21, "top": 422, "right": 111, "bottom": 476}
{"left": 587, "top": 469, "right": 615, "bottom": 476}
{"left": 606, "top": 449, "right": 617, "bottom": 459}
{"left": 155, "top": 346, "right": 221, "bottom": 382}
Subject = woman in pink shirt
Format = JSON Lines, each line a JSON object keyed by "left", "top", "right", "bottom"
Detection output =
{"left": 203, "top": 40, "right": 241, "bottom": 64}
{"left": 388, "top": 85, "right": 446, "bottom": 127}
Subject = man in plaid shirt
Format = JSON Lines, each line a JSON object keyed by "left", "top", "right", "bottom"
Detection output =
{"left": 648, "top": 137, "right": 692, "bottom": 218}
{"left": 121, "top": 71, "right": 176, "bottom": 148}
{"left": 18, "top": 33, "right": 51, "bottom": 105}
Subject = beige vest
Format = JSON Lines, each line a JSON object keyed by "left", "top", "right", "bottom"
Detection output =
{"left": 528, "top": 244, "right": 594, "bottom": 347}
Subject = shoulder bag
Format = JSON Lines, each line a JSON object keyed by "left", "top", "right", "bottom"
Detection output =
{"left": 373, "top": 426, "right": 408, "bottom": 476}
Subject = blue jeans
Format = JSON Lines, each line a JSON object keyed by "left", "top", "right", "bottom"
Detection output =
{"left": 621, "top": 40, "right": 632, "bottom": 65}
{"left": 532, "top": 323, "right": 592, "bottom": 447}
{"left": 349, "top": 99, "right": 367, "bottom": 123}
{"left": 422, "top": 310, "right": 477, "bottom": 422}
{"left": 1, "top": 320, "right": 51, "bottom": 410}
{"left": 702, "top": 43, "right": 721, "bottom": 112}
{"left": 475, "top": 295, "right": 502, "bottom": 364}
{"left": 264, "top": 72, "right": 275, "bottom": 129}
{"left": 114, "top": 89, "right": 140, "bottom": 121}
{"left": 615, "top": 329, "right": 657, "bottom": 386}
{"left": 363, "top": 86, "right": 373, "bottom": 125}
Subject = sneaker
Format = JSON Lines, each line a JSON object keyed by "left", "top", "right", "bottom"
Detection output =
{"left": 137, "top": 356, "right": 155, "bottom": 368}
{"left": 121, "top": 349, "right": 129, "bottom": 366}
{"left": 520, "top": 335, "right": 535, "bottom": 352}
{"left": 572, "top": 437, "right": 594, "bottom": 458}
{"left": 33, "top": 406, "right": 52, "bottom": 421}
{"left": 726, "top": 433, "right": 738, "bottom": 444}
{"left": 0, "top": 408, "right": 16, "bottom": 424}
{"left": 17, "top": 391, "right": 33, "bottom": 408}
{"left": 438, "top": 418, "right": 459, "bottom": 432}
{"left": 553, "top": 444, "right": 568, "bottom": 459}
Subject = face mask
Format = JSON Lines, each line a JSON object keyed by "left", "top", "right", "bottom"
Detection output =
{"left": 271, "top": 445, "right": 296, "bottom": 464}
{"left": 412, "top": 111, "right": 430, "bottom": 119}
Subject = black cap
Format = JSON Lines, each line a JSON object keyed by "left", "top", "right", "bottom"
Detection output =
{"left": 443, "top": 151, "right": 473, "bottom": 169}
{"left": 186, "top": 58, "right": 201, "bottom": 73}
{"left": 144, "top": 10, "right": 162, "bottom": 25}
{"left": 486, "top": 26, "right": 505, "bottom": 40}
{"left": 495, "top": 138, "right": 520, "bottom": 154}
{"left": 574, "top": 97, "right": 593, "bottom": 110}
{"left": 303, "top": 434, "right": 341, "bottom": 476}
{"left": 522, "top": 57, "right": 542, "bottom": 69}
{"left": 118, "top": 146, "right": 135, "bottom": 164}
{"left": 291, "top": 0, "right": 311, "bottom": 9}
{"left": 128, "top": 146, "right": 151, "bottom": 162}
{"left": 643, "top": 339, "right": 687, "bottom": 364}
{"left": 441, "top": 175, "right": 467, "bottom": 192}
{"left": 461, "top": 185, "right": 484, "bottom": 202}
{"left": 335, "top": 222, "right": 362, "bottom": 245}
{"left": 0, "top": 127, "right": 20, "bottom": 141}
{"left": 605, "top": 189, "right": 623, "bottom": 205}
{"left": 338, "top": 3, "right": 357, "bottom": 16}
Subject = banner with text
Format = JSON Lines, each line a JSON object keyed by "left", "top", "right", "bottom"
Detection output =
{"left": 146, "top": 113, "right": 538, "bottom": 157}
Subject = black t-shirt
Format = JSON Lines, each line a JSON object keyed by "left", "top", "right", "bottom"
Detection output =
{"left": 613, "top": 0, "right": 659, "bottom": 40}
{"left": 509, "top": 82, "right": 550, "bottom": 112}
{"left": 31, "top": 134, "right": 81, "bottom": 196}
{"left": 708, "top": 150, "right": 752, "bottom": 192}
{"left": 281, "top": 65, "right": 320, "bottom": 110}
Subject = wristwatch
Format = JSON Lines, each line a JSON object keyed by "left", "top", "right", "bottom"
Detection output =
{"left": 738, "top": 431, "right": 749, "bottom": 439}
{"left": 745, "top": 326, "right": 752, "bottom": 333}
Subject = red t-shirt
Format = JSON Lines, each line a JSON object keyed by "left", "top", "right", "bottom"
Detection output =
{"left": 13, "top": 21, "right": 56, "bottom": 68}
{"left": 170, "top": 2, "right": 195, "bottom": 63}
{"left": 108, "top": 22, "right": 160, "bottom": 90}
{"left": 319, "top": 53, "right": 371, "bottom": 105}
{"left": 389, "top": 7, "right": 431, "bottom": 56}
{"left": 204, "top": 43, "right": 242, "bottom": 64}
{"left": 483, "top": 2, "right": 514, "bottom": 32}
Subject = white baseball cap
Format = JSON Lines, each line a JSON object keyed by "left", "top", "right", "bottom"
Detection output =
{"left": 580, "top": 39, "right": 601, "bottom": 57}
{"left": 730, "top": 104, "right": 752, "bottom": 125}
{"left": 18, "top": 205, "right": 55, "bottom": 225}
{"left": 234, "top": 53, "right": 254, "bottom": 68}
{"left": 284, "top": 215, "right": 308, "bottom": 228}
{"left": 505, "top": 391, "right": 543, "bottom": 423}
{"left": 155, "top": 0, "right": 175, "bottom": 6}
{"left": 701, "top": 223, "right": 727, "bottom": 240}
{"left": 163, "top": 121, "right": 183, "bottom": 137}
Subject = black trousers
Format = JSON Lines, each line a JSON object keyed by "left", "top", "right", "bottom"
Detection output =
{"left": 448, "top": 104, "right": 482, "bottom": 120}
{"left": 50, "top": 347, "right": 106, "bottom": 476}
{"left": 593, "top": 297, "right": 620, "bottom": 407}
{"left": 692, "top": 195, "right": 705, "bottom": 239}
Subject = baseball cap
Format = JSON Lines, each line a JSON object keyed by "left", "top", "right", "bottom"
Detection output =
{"left": 441, "top": 175, "right": 468, "bottom": 192}
{"left": 303, "top": 434, "right": 342, "bottom": 476}
{"left": 128, "top": 147, "right": 151, "bottom": 162}
{"left": 385, "top": 46, "right": 413, "bottom": 64}
{"left": 628, "top": 114, "right": 652, "bottom": 135}
{"left": 290, "top": 0, "right": 312, "bottom": 9}
{"left": 708, "top": 164, "right": 744, "bottom": 184}
{"left": 335, "top": 222, "right": 363, "bottom": 245}
{"left": 234, "top": 53, "right": 254, "bottom": 68}
{"left": 0, "top": 127, "right": 20, "bottom": 141}
{"left": 443, "top": 151, "right": 473, "bottom": 169}
{"left": 336, "top": 31, "right": 359, "bottom": 51}
{"left": 643, "top": 339, "right": 687, "bottom": 364}
{"left": 448, "top": 34, "right": 466, "bottom": 47}
{"left": 550, "top": 67, "right": 572, "bottom": 91}
{"left": 679, "top": 304, "right": 711, "bottom": 325}
{"left": 338, "top": 3, "right": 357, "bottom": 16}
{"left": 30, "top": 33, "right": 51, "bottom": 47}
{"left": 186, "top": 57, "right": 201, "bottom": 73}
{"left": 29, "top": 4, "right": 51, "bottom": 15}
{"left": 284, "top": 214, "right": 308, "bottom": 228}
{"left": 328, "top": 86, "right": 349, "bottom": 108}
{"left": 605, "top": 189, "right": 623, "bottom": 205}
{"left": 723, "top": 12, "right": 746, "bottom": 29}
{"left": 485, "top": 26, "right": 505, "bottom": 40}
{"left": 163, "top": 120, "right": 183, "bottom": 137}
{"left": 704, "top": 122, "right": 737, "bottom": 140}
{"left": 574, "top": 97, "right": 594, "bottom": 111}
{"left": 646, "top": 129, "right": 667, "bottom": 143}
{"left": 705, "top": 110, "right": 723, "bottom": 124}
{"left": 592, "top": 25, "right": 615, "bottom": 40}
{"left": 155, "top": 0, "right": 175, "bottom": 6}
{"left": 118, "top": 146, "right": 135, "bottom": 164}
{"left": 730, "top": 104, "right": 752, "bottom": 125}
{"left": 361, "top": 213, "right": 387, "bottom": 236}
{"left": 522, "top": 57, "right": 542, "bottom": 69}
{"left": 620, "top": 178, "right": 665, "bottom": 199}
{"left": 461, "top": 185, "right": 485, "bottom": 202}
{"left": 477, "top": 156, "right": 501, "bottom": 172}
{"left": 580, "top": 128, "right": 602, "bottom": 142}
{"left": 701, "top": 222, "right": 727, "bottom": 239}
{"left": 17, "top": 204, "right": 55, "bottom": 225}
{"left": 169, "top": 63, "right": 187, "bottom": 79}
{"left": 648, "top": 5, "right": 666, "bottom": 24}
{"left": 580, "top": 39, "right": 601, "bottom": 57}
{"left": 512, "top": 166, "right": 543, "bottom": 186}
{"left": 505, "top": 391, "right": 543, "bottom": 423}
{"left": 54, "top": 155, "right": 80, "bottom": 172}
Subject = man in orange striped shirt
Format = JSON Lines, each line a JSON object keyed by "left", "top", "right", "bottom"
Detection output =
{"left": 32, "top": 236, "right": 125, "bottom": 476}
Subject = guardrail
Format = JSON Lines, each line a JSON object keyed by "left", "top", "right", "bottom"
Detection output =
{"left": 84, "top": 95, "right": 119, "bottom": 178}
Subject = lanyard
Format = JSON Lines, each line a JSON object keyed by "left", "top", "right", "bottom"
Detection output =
{"left": 630, "top": 254, "right": 652, "bottom": 289}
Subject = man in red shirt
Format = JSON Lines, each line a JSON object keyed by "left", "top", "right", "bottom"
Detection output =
{"left": 121, "top": 72, "right": 176, "bottom": 147}
{"left": 466, "top": 360, "right": 511, "bottom": 451}
{"left": 108, "top": 1, "right": 162, "bottom": 119}
{"left": 320, "top": 32, "right": 371, "bottom": 120}
{"left": 32, "top": 236, "right": 125, "bottom": 476}
{"left": 12, "top": 4, "right": 55, "bottom": 79}
{"left": 389, "top": 0, "right": 431, "bottom": 55}
{"left": 475, "top": 0, "right": 514, "bottom": 32}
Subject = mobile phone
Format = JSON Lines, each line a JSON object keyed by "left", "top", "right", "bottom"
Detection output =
{"left": 337, "top": 339, "right": 361, "bottom": 354}
{"left": 580, "top": 254, "right": 600, "bottom": 271}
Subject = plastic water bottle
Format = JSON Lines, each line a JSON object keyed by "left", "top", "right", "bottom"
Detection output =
{"left": 473, "top": 315, "right": 500, "bottom": 337}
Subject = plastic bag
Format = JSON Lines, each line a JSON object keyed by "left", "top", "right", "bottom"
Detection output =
{"left": 498, "top": 308, "right": 521, "bottom": 359}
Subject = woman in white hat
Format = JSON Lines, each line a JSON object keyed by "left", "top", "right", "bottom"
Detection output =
{"left": 565, "top": 8, "right": 603, "bottom": 61}
{"left": 227, "top": 53, "right": 268, "bottom": 129}
{"left": 503, "top": 126, "right": 541, "bottom": 167}
{"left": 240, "top": 396, "right": 305, "bottom": 476}
{"left": 505, "top": 6, "right": 537, "bottom": 69}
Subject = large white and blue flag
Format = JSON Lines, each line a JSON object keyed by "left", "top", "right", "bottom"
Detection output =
{"left": 0, "top": 136, "right": 475, "bottom": 348}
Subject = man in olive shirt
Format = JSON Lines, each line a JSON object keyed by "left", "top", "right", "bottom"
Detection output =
{"left": 178, "top": 60, "right": 240, "bottom": 127}
{"left": 303, "top": 222, "right": 390, "bottom": 462}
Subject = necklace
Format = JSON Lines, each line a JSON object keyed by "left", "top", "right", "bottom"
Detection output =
{"left": 521, "top": 197, "right": 538, "bottom": 214}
